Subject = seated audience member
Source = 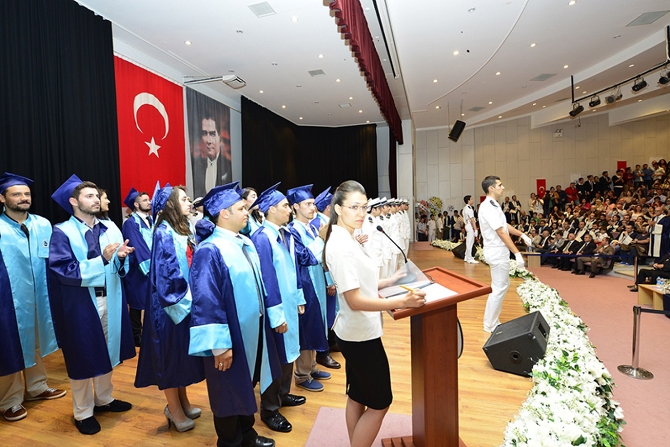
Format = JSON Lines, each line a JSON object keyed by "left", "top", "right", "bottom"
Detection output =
{"left": 569, "top": 233, "right": 596, "bottom": 273}
{"left": 629, "top": 252, "right": 670, "bottom": 292}
{"left": 575, "top": 236, "right": 616, "bottom": 278}
{"left": 553, "top": 232, "right": 581, "bottom": 270}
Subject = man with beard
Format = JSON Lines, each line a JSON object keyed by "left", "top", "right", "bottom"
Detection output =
{"left": 48, "top": 175, "right": 136, "bottom": 435}
{"left": 121, "top": 188, "right": 153, "bottom": 347}
{"left": 0, "top": 173, "right": 65, "bottom": 422}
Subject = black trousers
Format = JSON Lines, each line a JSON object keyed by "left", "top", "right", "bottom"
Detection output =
{"left": 129, "top": 308, "right": 142, "bottom": 344}
{"left": 635, "top": 268, "right": 670, "bottom": 285}
{"left": 213, "top": 414, "right": 257, "bottom": 447}
{"left": 260, "top": 362, "right": 293, "bottom": 418}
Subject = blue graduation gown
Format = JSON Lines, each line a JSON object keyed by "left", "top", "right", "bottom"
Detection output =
{"left": 189, "top": 228, "right": 281, "bottom": 418}
{"left": 289, "top": 221, "right": 328, "bottom": 351}
{"left": 121, "top": 213, "right": 152, "bottom": 311}
{"left": 251, "top": 223, "right": 304, "bottom": 364}
{"left": 0, "top": 213, "right": 59, "bottom": 376}
{"left": 48, "top": 217, "right": 135, "bottom": 380}
{"left": 134, "top": 222, "right": 205, "bottom": 389}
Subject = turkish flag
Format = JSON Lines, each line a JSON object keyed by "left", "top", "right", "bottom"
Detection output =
{"left": 536, "top": 179, "right": 546, "bottom": 197}
{"left": 617, "top": 160, "right": 627, "bottom": 172}
{"left": 114, "top": 57, "right": 185, "bottom": 205}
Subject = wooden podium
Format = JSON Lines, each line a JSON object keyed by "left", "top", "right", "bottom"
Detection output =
{"left": 381, "top": 266, "right": 492, "bottom": 447}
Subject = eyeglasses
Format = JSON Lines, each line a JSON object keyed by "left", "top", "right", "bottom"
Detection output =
{"left": 341, "top": 204, "right": 367, "bottom": 212}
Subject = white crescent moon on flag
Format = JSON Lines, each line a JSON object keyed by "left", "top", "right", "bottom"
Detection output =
{"left": 133, "top": 92, "right": 169, "bottom": 140}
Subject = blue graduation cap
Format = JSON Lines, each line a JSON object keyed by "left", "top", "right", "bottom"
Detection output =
{"left": 313, "top": 186, "right": 332, "bottom": 212}
{"left": 51, "top": 174, "right": 83, "bottom": 214}
{"left": 123, "top": 187, "right": 140, "bottom": 210}
{"left": 286, "top": 184, "right": 313, "bottom": 206}
{"left": 202, "top": 181, "right": 242, "bottom": 217}
{"left": 251, "top": 182, "right": 286, "bottom": 214}
{"left": 151, "top": 183, "right": 172, "bottom": 217}
{"left": 0, "top": 172, "right": 34, "bottom": 194}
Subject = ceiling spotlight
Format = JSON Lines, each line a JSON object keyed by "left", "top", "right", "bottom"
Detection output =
{"left": 659, "top": 70, "right": 669, "bottom": 85}
{"left": 569, "top": 103, "right": 584, "bottom": 117}
{"left": 631, "top": 77, "right": 647, "bottom": 92}
{"left": 604, "top": 87, "right": 622, "bottom": 104}
{"left": 588, "top": 95, "right": 601, "bottom": 107}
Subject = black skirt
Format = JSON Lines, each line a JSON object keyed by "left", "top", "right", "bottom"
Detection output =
{"left": 335, "top": 336, "right": 393, "bottom": 410}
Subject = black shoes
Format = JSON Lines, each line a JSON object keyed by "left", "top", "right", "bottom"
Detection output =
{"left": 253, "top": 436, "right": 276, "bottom": 447}
{"left": 316, "top": 354, "right": 341, "bottom": 369}
{"left": 281, "top": 394, "right": 306, "bottom": 407}
{"left": 261, "top": 412, "right": 292, "bottom": 433}
{"left": 94, "top": 399, "right": 132, "bottom": 413}
{"left": 75, "top": 416, "right": 101, "bottom": 435}
{"left": 589, "top": 272, "right": 597, "bottom": 278}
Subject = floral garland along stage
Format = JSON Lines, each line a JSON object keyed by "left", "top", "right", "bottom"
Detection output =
{"left": 431, "top": 242, "right": 626, "bottom": 446}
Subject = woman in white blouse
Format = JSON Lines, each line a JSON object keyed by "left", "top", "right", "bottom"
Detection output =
{"left": 324, "top": 180, "right": 425, "bottom": 447}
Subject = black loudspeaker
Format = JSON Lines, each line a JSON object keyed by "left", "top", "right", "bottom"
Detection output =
{"left": 448, "top": 120, "right": 466, "bottom": 142}
{"left": 482, "top": 311, "right": 550, "bottom": 377}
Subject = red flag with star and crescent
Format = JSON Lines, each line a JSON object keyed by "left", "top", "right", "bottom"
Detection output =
{"left": 114, "top": 57, "right": 185, "bottom": 206}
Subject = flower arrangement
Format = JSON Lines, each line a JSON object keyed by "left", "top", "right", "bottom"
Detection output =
{"left": 428, "top": 196, "right": 443, "bottom": 213}
{"left": 431, "top": 239, "right": 462, "bottom": 250}
{"left": 503, "top": 279, "right": 626, "bottom": 447}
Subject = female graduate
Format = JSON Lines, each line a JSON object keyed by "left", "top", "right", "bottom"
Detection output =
{"left": 323, "top": 180, "right": 426, "bottom": 447}
{"left": 135, "top": 185, "right": 205, "bottom": 432}
{"left": 241, "top": 187, "right": 263, "bottom": 235}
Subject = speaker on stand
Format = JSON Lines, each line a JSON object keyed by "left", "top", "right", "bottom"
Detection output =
{"left": 482, "top": 311, "right": 550, "bottom": 377}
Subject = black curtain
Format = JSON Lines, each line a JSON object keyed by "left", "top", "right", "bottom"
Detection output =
{"left": 0, "top": 0, "right": 121, "bottom": 224}
{"left": 241, "top": 97, "right": 378, "bottom": 197}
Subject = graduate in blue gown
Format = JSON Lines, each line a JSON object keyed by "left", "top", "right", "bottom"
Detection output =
{"left": 121, "top": 188, "right": 153, "bottom": 347}
{"left": 48, "top": 175, "right": 135, "bottom": 435}
{"left": 251, "top": 183, "right": 306, "bottom": 433}
{"left": 0, "top": 173, "right": 65, "bottom": 422}
{"left": 287, "top": 185, "right": 336, "bottom": 388}
{"left": 240, "top": 186, "right": 263, "bottom": 236}
{"left": 190, "top": 182, "right": 281, "bottom": 447}
{"left": 134, "top": 184, "right": 205, "bottom": 432}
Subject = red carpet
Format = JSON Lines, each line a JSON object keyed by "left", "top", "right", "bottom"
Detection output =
{"left": 530, "top": 265, "right": 670, "bottom": 446}
{"left": 305, "top": 407, "right": 411, "bottom": 447}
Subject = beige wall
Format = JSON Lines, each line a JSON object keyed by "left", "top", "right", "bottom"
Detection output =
{"left": 415, "top": 113, "right": 669, "bottom": 211}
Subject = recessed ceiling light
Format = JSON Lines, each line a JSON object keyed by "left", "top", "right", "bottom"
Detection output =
{"left": 433, "top": 79, "right": 438, "bottom": 83}
{"left": 291, "top": 16, "right": 298, "bottom": 22}
{"left": 638, "top": 99, "right": 642, "bottom": 102}
{"left": 568, "top": 1, "right": 576, "bottom": 5}
{"left": 488, "top": 101, "right": 493, "bottom": 104}
{"left": 282, "top": 105, "right": 286, "bottom": 109}
{"left": 365, "top": 7, "right": 370, "bottom": 11}
{"left": 575, "top": 86, "right": 580, "bottom": 89}
{"left": 629, "top": 64, "right": 635, "bottom": 68}
{"left": 366, "top": 120, "right": 370, "bottom": 123}
{"left": 435, "top": 106, "right": 441, "bottom": 109}
{"left": 184, "top": 40, "right": 192, "bottom": 45}
{"left": 453, "top": 50, "right": 459, "bottom": 56}
{"left": 349, "top": 96, "right": 353, "bottom": 100}
{"left": 259, "top": 90, "right": 263, "bottom": 94}
{"left": 336, "top": 79, "right": 341, "bottom": 82}
{"left": 563, "top": 65, "right": 569, "bottom": 69}
{"left": 461, "top": 113, "right": 465, "bottom": 116}
{"left": 530, "top": 43, "right": 536, "bottom": 47}
{"left": 299, "top": 116, "right": 303, "bottom": 119}
{"left": 532, "top": 103, "right": 537, "bottom": 106}
{"left": 496, "top": 72, "right": 501, "bottom": 76}
{"left": 542, "top": 105, "right": 546, "bottom": 108}
{"left": 498, "top": 115, "right": 503, "bottom": 119}
{"left": 359, "top": 110, "right": 363, "bottom": 113}
{"left": 319, "top": 54, "right": 324, "bottom": 58}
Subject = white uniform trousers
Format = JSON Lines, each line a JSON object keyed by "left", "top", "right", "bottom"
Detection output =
{"left": 464, "top": 224, "right": 476, "bottom": 262}
{"left": 70, "top": 293, "right": 114, "bottom": 421}
{"left": 483, "top": 256, "right": 510, "bottom": 332}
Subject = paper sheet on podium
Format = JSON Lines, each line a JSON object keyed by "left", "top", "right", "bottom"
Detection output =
{"left": 379, "top": 261, "right": 457, "bottom": 302}
{"left": 420, "top": 282, "right": 458, "bottom": 303}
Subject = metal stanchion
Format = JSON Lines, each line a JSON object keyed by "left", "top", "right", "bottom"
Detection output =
{"left": 618, "top": 305, "right": 654, "bottom": 379}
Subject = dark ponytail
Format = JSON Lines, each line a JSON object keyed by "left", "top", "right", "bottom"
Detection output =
{"left": 322, "top": 180, "right": 366, "bottom": 265}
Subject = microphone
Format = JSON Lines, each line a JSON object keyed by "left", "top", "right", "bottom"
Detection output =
{"left": 376, "top": 225, "right": 408, "bottom": 264}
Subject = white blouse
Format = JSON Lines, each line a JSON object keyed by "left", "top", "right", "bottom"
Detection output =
{"left": 325, "top": 225, "right": 383, "bottom": 342}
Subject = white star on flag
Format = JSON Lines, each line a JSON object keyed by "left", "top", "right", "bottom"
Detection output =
{"left": 145, "top": 137, "right": 161, "bottom": 157}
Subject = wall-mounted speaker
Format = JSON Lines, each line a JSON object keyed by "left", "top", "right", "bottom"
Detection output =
{"left": 482, "top": 311, "right": 550, "bottom": 377}
{"left": 448, "top": 120, "right": 466, "bottom": 142}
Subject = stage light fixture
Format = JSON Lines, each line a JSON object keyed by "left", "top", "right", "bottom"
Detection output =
{"left": 569, "top": 103, "right": 584, "bottom": 117}
{"left": 588, "top": 95, "right": 601, "bottom": 107}
{"left": 660, "top": 70, "right": 670, "bottom": 85}
{"left": 631, "top": 77, "right": 647, "bottom": 92}
{"left": 605, "top": 88, "right": 622, "bottom": 104}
